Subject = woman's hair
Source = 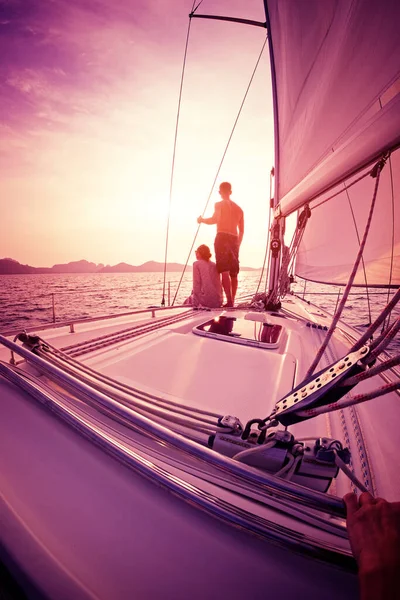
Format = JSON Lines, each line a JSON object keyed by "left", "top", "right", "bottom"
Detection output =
{"left": 196, "top": 244, "right": 212, "bottom": 261}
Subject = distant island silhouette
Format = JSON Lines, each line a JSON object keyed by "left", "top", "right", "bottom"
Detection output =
{"left": 0, "top": 258, "right": 259, "bottom": 275}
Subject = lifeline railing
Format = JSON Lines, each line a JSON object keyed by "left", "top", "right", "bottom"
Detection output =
{"left": 0, "top": 304, "right": 189, "bottom": 338}
{"left": 1, "top": 279, "right": 184, "bottom": 333}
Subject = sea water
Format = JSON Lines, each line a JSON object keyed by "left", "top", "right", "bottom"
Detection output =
{"left": 0, "top": 272, "right": 398, "bottom": 354}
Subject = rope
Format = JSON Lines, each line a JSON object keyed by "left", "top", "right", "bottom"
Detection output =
{"left": 172, "top": 36, "right": 268, "bottom": 306}
{"left": 342, "top": 352, "right": 400, "bottom": 386}
{"left": 41, "top": 337, "right": 221, "bottom": 420}
{"left": 304, "top": 157, "right": 386, "bottom": 379}
{"left": 60, "top": 310, "right": 196, "bottom": 357}
{"left": 161, "top": 3, "right": 196, "bottom": 306}
{"left": 367, "top": 316, "right": 400, "bottom": 361}
{"left": 319, "top": 329, "right": 367, "bottom": 493}
{"left": 350, "top": 287, "right": 400, "bottom": 353}
{"left": 36, "top": 349, "right": 218, "bottom": 433}
{"left": 334, "top": 452, "right": 369, "bottom": 494}
{"left": 298, "top": 381, "right": 400, "bottom": 419}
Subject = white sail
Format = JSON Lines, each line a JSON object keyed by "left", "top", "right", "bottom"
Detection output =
{"left": 295, "top": 148, "right": 400, "bottom": 286}
{"left": 266, "top": 0, "right": 400, "bottom": 216}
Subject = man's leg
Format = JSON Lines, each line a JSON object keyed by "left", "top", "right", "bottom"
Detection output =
{"left": 221, "top": 272, "right": 233, "bottom": 306}
{"left": 231, "top": 275, "right": 238, "bottom": 304}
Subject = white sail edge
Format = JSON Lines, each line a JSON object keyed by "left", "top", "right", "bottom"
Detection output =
{"left": 279, "top": 97, "right": 400, "bottom": 218}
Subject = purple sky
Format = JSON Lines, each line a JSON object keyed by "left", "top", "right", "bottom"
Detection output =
{"left": 0, "top": 0, "right": 274, "bottom": 267}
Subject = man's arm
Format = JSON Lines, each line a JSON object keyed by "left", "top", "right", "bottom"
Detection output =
{"left": 198, "top": 203, "right": 219, "bottom": 225}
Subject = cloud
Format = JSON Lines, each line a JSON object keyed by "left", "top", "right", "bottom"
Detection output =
{"left": 1, "top": 0, "right": 158, "bottom": 126}
{"left": 0, "top": 0, "right": 190, "bottom": 178}
{"left": 0, "top": 0, "right": 273, "bottom": 267}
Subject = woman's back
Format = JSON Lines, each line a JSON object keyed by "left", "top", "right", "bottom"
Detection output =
{"left": 192, "top": 259, "right": 222, "bottom": 308}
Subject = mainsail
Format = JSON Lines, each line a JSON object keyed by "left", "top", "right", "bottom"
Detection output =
{"left": 266, "top": 0, "right": 400, "bottom": 214}
{"left": 266, "top": 0, "right": 400, "bottom": 287}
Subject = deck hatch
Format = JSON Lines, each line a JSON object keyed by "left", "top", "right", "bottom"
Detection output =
{"left": 193, "top": 316, "right": 283, "bottom": 349}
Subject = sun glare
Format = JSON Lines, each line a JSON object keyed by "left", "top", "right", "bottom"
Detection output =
{"left": 1, "top": 0, "right": 274, "bottom": 269}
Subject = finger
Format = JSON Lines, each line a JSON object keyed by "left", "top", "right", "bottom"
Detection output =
{"left": 359, "top": 491, "right": 376, "bottom": 506}
{"left": 343, "top": 492, "right": 359, "bottom": 517}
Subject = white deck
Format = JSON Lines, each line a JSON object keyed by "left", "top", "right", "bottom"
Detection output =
{"left": 1, "top": 299, "right": 399, "bottom": 599}
{"left": 1, "top": 378, "right": 357, "bottom": 600}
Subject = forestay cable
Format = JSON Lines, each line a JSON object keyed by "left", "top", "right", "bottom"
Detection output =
{"left": 161, "top": 1, "right": 197, "bottom": 306}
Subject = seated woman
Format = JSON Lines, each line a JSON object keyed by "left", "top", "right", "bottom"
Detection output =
{"left": 185, "top": 245, "right": 222, "bottom": 308}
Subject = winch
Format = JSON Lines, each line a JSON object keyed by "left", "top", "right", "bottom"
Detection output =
{"left": 208, "top": 415, "right": 351, "bottom": 493}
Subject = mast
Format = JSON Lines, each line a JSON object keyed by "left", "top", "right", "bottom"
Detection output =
{"left": 263, "top": 0, "right": 283, "bottom": 298}
{"left": 190, "top": 4, "right": 283, "bottom": 297}
{"left": 263, "top": 0, "right": 279, "bottom": 209}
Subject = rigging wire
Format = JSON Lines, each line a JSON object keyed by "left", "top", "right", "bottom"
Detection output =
{"left": 382, "top": 153, "right": 396, "bottom": 331}
{"left": 366, "top": 317, "right": 400, "bottom": 362}
{"left": 161, "top": 1, "right": 197, "bottom": 306}
{"left": 311, "top": 169, "right": 371, "bottom": 211}
{"left": 191, "top": 0, "right": 204, "bottom": 12}
{"left": 304, "top": 157, "right": 386, "bottom": 379}
{"left": 344, "top": 184, "right": 372, "bottom": 325}
{"left": 172, "top": 35, "right": 268, "bottom": 306}
{"left": 276, "top": 205, "right": 310, "bottom": 299}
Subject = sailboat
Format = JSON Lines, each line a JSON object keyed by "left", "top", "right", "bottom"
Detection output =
{"left": 1, "top": 1, "right": 399, "bottom": 598}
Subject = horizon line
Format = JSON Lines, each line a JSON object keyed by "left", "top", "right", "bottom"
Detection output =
{"left": 1, "top": 257, "right": 262, "bottom": 271}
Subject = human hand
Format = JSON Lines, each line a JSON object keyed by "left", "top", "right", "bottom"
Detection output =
{"left": 197, "top": 216, "right": 202, "bottom": 224}
{"left": 344, "top": 492, "right": 400, "bottom": 575}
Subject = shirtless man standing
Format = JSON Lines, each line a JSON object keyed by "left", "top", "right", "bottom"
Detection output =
{"left": 197, "top": 182, "right": 244, "bottom": 307}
